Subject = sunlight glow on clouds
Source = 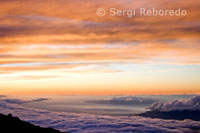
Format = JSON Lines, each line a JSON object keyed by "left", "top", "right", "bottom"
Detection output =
{"left": 0, "top": 0, "right": 200, "bottom": 94}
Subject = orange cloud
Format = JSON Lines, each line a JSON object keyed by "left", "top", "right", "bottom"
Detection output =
{"left": 0, "top": 0, "right": 200, "bottom": 95}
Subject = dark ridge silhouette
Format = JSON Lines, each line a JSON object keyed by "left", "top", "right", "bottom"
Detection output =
{"left": 0, "top": 113, "right": 63, "bottom": 133}
{"left": 138, "top": 110, "right": 200, "bottom": 121}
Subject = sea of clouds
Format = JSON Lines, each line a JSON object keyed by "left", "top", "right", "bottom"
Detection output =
{"left": 0, "top": 95, "right": 200, "bottom": 133}
{"left": 149, "top": 95, "right": 200, "bottom": 111}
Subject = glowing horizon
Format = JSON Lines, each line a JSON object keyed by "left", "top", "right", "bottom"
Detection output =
{"left": 0, "top": 0, "right": 200, "bottom": 95}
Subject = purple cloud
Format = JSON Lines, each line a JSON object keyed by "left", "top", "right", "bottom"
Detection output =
{"left": 149, "top": 95, "right": 200, "bottom": 111}
{"left": 0, "top": 98, "right": 48, "bottom": 104}
{"left": 87, "top": 96, "right": 158, "bottom": 105}
{"left": 0, "top": 97, "right": 199, "bottom": 132}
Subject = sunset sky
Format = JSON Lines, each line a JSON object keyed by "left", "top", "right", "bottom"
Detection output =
{"left": 0, "top": 0, "right": 200, "bottom": 95}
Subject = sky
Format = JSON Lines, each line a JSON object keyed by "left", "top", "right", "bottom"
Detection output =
{"left": 0, "top": 0, "right": 200, "bottom": 95}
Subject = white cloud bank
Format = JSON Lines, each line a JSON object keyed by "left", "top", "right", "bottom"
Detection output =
{"left": 149, "top": 96, "right": 200, "bottom": 111}
{"left": 87, "top": 96, "right": 158, "bottom": 105}
{"left": 0, "top": 97, "right": 48, "bottom": 104}
{"left": 0, "top": 97, "right": 200, "bottom": 133}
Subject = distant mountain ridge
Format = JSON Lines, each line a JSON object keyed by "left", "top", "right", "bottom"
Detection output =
{"left": 138, "top": 110, "right": 200, "bottom": 121}
{"left": 0, "top": 113, "right": 62, "bottom": 133}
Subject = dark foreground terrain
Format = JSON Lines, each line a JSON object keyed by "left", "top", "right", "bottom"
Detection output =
{"left": 0, "top": 113, "right": 61, "bottom": 133}
{"left": 138, "top": 110, "right": 200, "bottom": 121}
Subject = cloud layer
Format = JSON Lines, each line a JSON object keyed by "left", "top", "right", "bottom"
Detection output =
{"left": 0, "top": 96, "right": 200, "bottom": 132}
{"left": 87, "top": 96, "right": 158, "bottom": 105}
{"left": 0, "top": 96, "right": 48, "bottom": 104}
{"left": 149, "top": 95, "right": 200, "bottom": 111}
{"left": 0, "top": 0, "right": 200, "bottom": 95}
{"left": 0, "top": 0, "right": 200, "bottom": 75}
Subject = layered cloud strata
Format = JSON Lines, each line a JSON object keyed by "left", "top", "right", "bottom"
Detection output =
{"left": 0, "top": 0, "right": 200, "bottom": 95}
